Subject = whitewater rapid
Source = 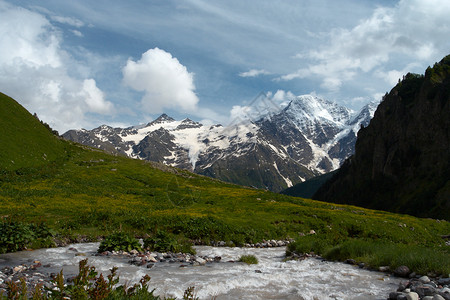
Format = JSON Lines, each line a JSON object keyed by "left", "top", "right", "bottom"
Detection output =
{"left": 0, "top": 243, "right": 401, "bottom": 300}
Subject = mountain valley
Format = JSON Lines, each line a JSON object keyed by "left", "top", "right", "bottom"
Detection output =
{"left": 63, "top": 95, "right": 378, "bottom": 192}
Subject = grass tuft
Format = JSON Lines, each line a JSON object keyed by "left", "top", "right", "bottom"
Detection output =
{"left": 239, "top": 255, "right": 258, "bottom": 265}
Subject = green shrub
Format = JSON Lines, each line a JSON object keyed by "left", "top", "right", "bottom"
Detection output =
{"left": 0, "top": 220, "right": 55, "bottom": 253}
{"left": 239, "top": 254, "right": 258, "bottom": 265}
{"left": 98, "top": 232, "right": 142, "bottom": 253}
{"left": 143, "top": 230, "right": 195, "bottom": 254}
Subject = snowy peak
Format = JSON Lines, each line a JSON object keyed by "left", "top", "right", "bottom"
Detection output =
{"left": 146, "top": 113, "right": 175, "bottom": 126}
{"left": 177, "top": 118, "right": 202, "bottom": 130}
{"left": 284, "top": 95, "right": 352, "bottom": 129}
{"left": 62, "top": 95, "right": 379, "bottom": 192}
{"left": 349, "top": 100, "right": 379, "bottom": 126}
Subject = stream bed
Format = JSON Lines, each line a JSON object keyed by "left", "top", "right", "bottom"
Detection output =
{"left": 0, "top": 243, "right": 401, "bottom": 299}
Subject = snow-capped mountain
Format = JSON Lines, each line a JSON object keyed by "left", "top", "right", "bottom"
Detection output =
{"left": 62, "top": 95, "right": 378, "bottom": 192}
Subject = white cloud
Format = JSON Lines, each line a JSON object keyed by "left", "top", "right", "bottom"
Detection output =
{"left": 122, "top": 48, "right": 199, "bottom": 114}
{"left": 375, "top": 62, "right": 422, "bottom": 86}
{"left": 238, "top": 69, "right": 270, "bottom": 77}
{"left": 280, "top": 0, "right": 450, "bottom": 93}
{"left": 50, "top": 15, "right": 84, "bottom": 27}
{"left": 79, "top": 79, "right": 113, "bottom": 114}
{"left": 272, "top": 90, "right": 295, "bottom": 104}
{"left": 0, "top": 2, "right": 114, "bottom": 132}
{"left": 71, "top": 29, "right": 83, "bottom": 37}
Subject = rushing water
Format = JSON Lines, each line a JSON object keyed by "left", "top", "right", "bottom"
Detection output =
{"left": 0, "top": 243, "right": 401, "bottom": 300}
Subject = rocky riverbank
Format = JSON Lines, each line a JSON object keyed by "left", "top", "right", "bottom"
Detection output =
{"left": 1, "top": 242, "right": 448, "bottom": 299}
{"left": 388, "top": 274, "right": 450, "bottom": 300}
{"left": 0, "top": 241, "right": 292, "bottom": 297}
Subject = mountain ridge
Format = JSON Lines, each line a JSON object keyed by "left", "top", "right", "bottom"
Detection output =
{"left": 63, "top": 95, "right": 378, "bottom": 192}
{"left": 313, "top": 55, "right": 450, "bottom": 220}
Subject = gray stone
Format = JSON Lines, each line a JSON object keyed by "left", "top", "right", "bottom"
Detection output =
{"left": 395, "top": 266, "right": 411, "bottom": 277}
{"left": 397, "top": 281, "right": 409, "bottom": 292}
{"left": 433, "top": 295, "right": 445, "bottom": 300}
{"left": 406, "top": 292, "right": 419, "bottom": 300}
{"left": 438, "top": 278, "right": 450, "bottom": 286}
{"left": 419, "top": 276, "right": 431, "bottom": 283}
{"left": 414, "top": 286, "right": 436, "bottom": 297}
{"left": 389, "top": 291, "right": 404, "bottom": 299}
{"left": 422, "top": 296, "right": 434, "bottom": 300}
{"left": 147, "top": 255, "right": 157, "bottom": 263}
{"left": 195, "top": 257, "right": 206, "bottom": 266}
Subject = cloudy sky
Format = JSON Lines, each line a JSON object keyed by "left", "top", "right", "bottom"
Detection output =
{"left": 1, "top": 0, "right": 449, "bottom": 132}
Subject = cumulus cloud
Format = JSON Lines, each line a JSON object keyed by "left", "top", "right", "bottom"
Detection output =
{"left": 280, "top": 0, "right": 450, "bottom": 92}
{"left": 122, "top": 48, "right": 199, "bottom": 114}
{"left": 0, "top": 2, "right": 113, "bottom": 132}
{"left": 238, "top": 69, "right": 270, "bottom": 77}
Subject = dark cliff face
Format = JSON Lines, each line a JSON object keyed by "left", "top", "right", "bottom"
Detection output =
{"left": 314, "top": 55, "right": 450, "bottom": 220}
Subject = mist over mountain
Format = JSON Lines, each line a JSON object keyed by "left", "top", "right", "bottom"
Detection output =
{"left": 63, "top": 95, "right": 377, "bottom": 192}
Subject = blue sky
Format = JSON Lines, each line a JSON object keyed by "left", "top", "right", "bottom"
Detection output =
{"left": 1, "top": 0, "right": 449, "bottom": 132}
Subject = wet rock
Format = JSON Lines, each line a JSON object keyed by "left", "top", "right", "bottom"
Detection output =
{"left": 13, "top": 265, "right": 26, "bottom": 273}
{"left": 438, "top": 278, "right": 450, "bottom": 286}
{"left": 419, "top": 276, "right": 431, "bottom": 284}
{"left": 195, "top": 257, "right": 206, "bottom": 266}
{"left": 406, "top": 292, "right": 419, "bottom": 300}
{"left": 389, "top": 291, "right": 404, "bottom": 299}
{"left": 344, "top": 259, "right": 357, "bottom": 265}
{"left": 414, "top": 286, "right": 437, "bottom": 297}
{"left": 379, "top": 266, "right": 390, "bottom": 272}
{"left": 394, "top": 266, "right": 411, "bottom": 278}
{"left": 391, "top": 276, "right": 450, "bottom": 300}
{"left": 147, "top": 255, "right": 157, "bottom": 263}
{"left": 397, "top": 281, "right": 409, "bottom": 292}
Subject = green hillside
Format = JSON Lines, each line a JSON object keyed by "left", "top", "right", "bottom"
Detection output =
{"left": 0, "top": 92, "right": 449, "bottom": 275}
{"left": 0, "top": 92, "right": 66, "bottom": 170}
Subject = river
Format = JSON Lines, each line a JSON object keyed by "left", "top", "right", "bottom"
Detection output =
{"left": 0, "top": 243, "right": 401, "bottom": 299}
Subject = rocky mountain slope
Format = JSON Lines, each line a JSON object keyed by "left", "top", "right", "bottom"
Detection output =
{"left": 63, "top": 95, "right": 377, "bottom": 192}
{"left": 314, "top": 55, "right": 450, "bottom": 220}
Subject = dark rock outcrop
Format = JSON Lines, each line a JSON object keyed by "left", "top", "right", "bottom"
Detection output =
{"left": 314, "top": 55, "right": 450, "bottom": 220}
